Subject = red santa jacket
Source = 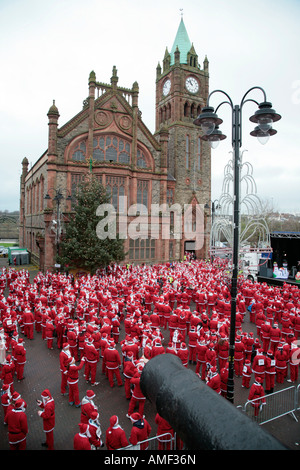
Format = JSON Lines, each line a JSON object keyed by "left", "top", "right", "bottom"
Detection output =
{"left": 129, "top": 417, "right": 151, "bottom": 450}
{"left": 84, "top": 342, "right": 99, "bottom": 364}
{"left": 4, "top": 406, "right": 28, "bottom": 444}
{"left": 106, "top": 419, "right": 129, "bottom": 450}
{"left": 248, "top": 381, "right": 266, "bottom": 404}
{"left": 206, "top": 370, "right": 221, "bottom": 393}
{"left": 74, "top": 432, "right": 91, "bottom": 450}
{"left": 103, "top": 346, "right": 121, "bottom": 369}
{"left": 14, "top": 341, "right": 26, "bottom": 365}
{"left": 39, "top": 397, "right": 55, "bottom": 432}
{"left": 252, "top": 350, "right": 266, "bottom": 374}
{"left": 130, "top": 372, "right": 145, "bottom": 400}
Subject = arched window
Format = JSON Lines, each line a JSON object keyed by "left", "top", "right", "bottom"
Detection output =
{"left": 106, "top": 176, "right": 126, "bottom": 212}
{"left": 72, "top": 141, "right": 87, "bottom": 162}
{"left": 197, "top": 137, "right": 201, "bottom": 170}
{"left": 93, "top": 135, "right": 130, "bottom": 164}
{"left": 137, "top": 149, "right": 147, "bottom": 168}
{"left": 186, "top": 135, "right": 190, "bottom": 170}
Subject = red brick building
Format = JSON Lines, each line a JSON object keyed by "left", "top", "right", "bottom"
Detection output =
{"left": 19, "top": 18, "right": 211, "bottom": 272}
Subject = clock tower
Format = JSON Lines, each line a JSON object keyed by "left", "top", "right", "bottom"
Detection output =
{"left": 155, "top": 17, "right": 211, "bottom": 259}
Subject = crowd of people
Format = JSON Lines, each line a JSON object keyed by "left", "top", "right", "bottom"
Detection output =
{"left": 0, "top": 255, "right": 300, "bottom": 449}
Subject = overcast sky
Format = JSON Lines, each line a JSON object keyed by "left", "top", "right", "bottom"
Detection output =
{"left": 0, "top": 0, "right": 299, "bottom": 214}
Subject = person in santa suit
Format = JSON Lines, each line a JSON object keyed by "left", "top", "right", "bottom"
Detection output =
{"left": 244, "top": 332, "right": 254, "bottom": 362}
{"left": 1, "top": 383, "right": 12, "bottom": 422}
{"left": 195, "top": 290, "right": 207, "bottom": 314}
{"left": 14, "top": 338, "right": 26, "bottom": 382}
{"left": 129, "top": 412, "right": 152, "bottom": 450}
{"left": 281, "top": 312, "right": 293, "bottom": 342}
{"left": 293, "top": 312, "right": 300, "bottom": 339}
{"left": 41, "top": 310, "right": 48, "bottom": 340}
{"left": 234, "top": 335, "right": 245, "bottom": 377}
{"left": 88, "top": 411, "right": 104, "bottom": 449}
{"left": 248, "top": 377, "right": 266, "bottom": 417}
{"left": 59, "top": 343, "right": 71, "bottom": 395}
{"left": 288, "top": 341, "right": 300, "bottom": 383}
{"left": 105, "top": 415, "right": 129, "bottom": 450}
{"left": 216, "top": 333, "right": 229, "bottom": 371}
{"left": 177, "top": 342, "right": 189, "bottom": 368}
{"left": 45, "top": 318, "right": 55, "bottom": 350}
{"left": 261, "top": 320, "right": 272, "bottom": 354}
{"left": 168, "top": 312, "right": 178, "bottom": 342}
{"left": 91, "top": 326, "right": 101, "bottom": 357}
{"left": 255, "top": 309, "right": 266, "bottom": 338}
{"left": 275, "top": 343, "right": 288, "bottom": 384}
{"left": 205, "top": 342, "right": 217, "bottom": 377}
{"left": 155, "top": 412, "right": 174, "bottom": 450}
{"left": 80, "top": 390, "right": 98, "bottom": 424}
{"left": 235, "top": 310, "right": 243, "bottom": 333}
{"left": 195, "top": 337, "right": 208, "bottom": 380}
{"left": 162, "top": 301, "right": 172, "bottom": 330}
{"left": 123, "top": 351, "right": 137, "bottom": 400}
{"left": 54, "top": 313, "right": 65, "bottom": 349}
{"left": 73, "top": 423, "right": 91, "bottom": 450}
{"left": 177, "top": 310, "right": 187, "bottom": 337}
{"left": 103, "top": 341, "right": 123, "bottom": 388}
{"left": 1, "top": 354, "right": 15, "bottom": 393}
{"left": 151, "top": 339, "right": 165, "bottom": 358}
{"left": 111, "top": 314, "right": 121, "bottom": 344}
{"left": 67, "top": 357, "right": 86, "bottom": 407}
{"left": 11, "top": 391, "right": 27, "bottom": 412}
{"left": 122, "top": 337, "right": 139, "bottom": 364}
{"left": 66, "top": 322, "right": 79, "bottom": 361}
{"left": 126, "top": 364, "right": 146, "bottom": 418}
{"left": 149, "top": 310, "right": 160, "bottom": 332}
{"left": 165, "top": 341, "right": 178, "bottom": 356}
{"left": 4, "top": 398, "right": 28, "bottom": 450}
{"left": 265, "top": 350, "right": 276, "bottom": 393}
{"left": 252, "top": 348, "right": 266, "bottom": 383}
{"left": 3, "top": 313, "right": 16, "bottom": 351}
{"left": 84, "top": 335, "right": 100, "bottom": 386}
{"left": 22, "top": 308, "right": 34, "bottom": 340}
{"left": 242, "top": 359, "right": 252, "bottom": 389}
{"left": 188, "top": 326, "right": 198, "bottom": 364}
{"left": 206, "top": 366, "right": 221, "bottom": 394}
{"left": 77, "top": 325, "right": 87, "bottom": 360}
{"left": 37, "top": 389, "right": 55, "bottom": 450}
{"left": 220, "top": 362, "right": 229, "bottom": 398}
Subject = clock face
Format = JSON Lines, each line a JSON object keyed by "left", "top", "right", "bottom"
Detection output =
{"left": 186, "top": 76, "right": 199, "bottom": 94}
{"left": 163, "top": 79, "right": 171, "bottom": 96}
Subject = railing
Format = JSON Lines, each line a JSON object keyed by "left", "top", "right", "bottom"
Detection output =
{"left": 240, "top": 385, "right": 300, "bottom": 425}
{"left": 120, "top": 432, "right": 177, "bottom": 451}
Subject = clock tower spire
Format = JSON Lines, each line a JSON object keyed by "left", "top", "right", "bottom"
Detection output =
{"left": 155, "top": 16, "right": 211, "bottom": 259}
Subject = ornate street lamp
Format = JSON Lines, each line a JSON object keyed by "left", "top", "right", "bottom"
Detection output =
{"left": 194, "top": 87, "right": 281, "bottom": 403}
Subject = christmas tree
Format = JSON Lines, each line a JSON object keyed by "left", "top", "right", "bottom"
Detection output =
{"left": 58, "top": 175, "right": 125, "bottom": 273}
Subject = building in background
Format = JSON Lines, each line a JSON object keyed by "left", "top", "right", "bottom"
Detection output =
{"left": 19, "top": 18, "right": 211, "bottom": 272}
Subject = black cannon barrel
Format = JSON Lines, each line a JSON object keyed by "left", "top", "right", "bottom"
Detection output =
{"left": 140, "top": 354, "right": 286, "bottom": 450}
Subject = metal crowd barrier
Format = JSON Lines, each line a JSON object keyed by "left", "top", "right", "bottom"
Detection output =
{"left": 120, "top": 432, "right": 176, "bottom": 451}
{"left": 241, "top": 385, "right": 300, "bottom": 425}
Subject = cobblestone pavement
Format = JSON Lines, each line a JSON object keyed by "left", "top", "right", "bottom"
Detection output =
{"left": 0, "top": 259, "right": 299, "bottom": 451}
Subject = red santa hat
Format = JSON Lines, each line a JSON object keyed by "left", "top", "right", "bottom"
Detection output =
{"left": 79, "top": 423, "right": 89, "bottom": 434}
{"left": 14, "top": 399, "right": 24, "bottom": 409}
{"left": 130, "top": 412, "right": 141, "bottom": 422}
{"left": 90, "top": 411, "right": 99, "bottom": 421}
{"left": 41, "top": 389, "right": 52, "bottom": 399}
{"left": 12, "top": 391, "right": 21, "bottom": 401}
{"left": 86, "top": 390, "right": 95, "bottom": 399}
{"left": 110, "top": 415, "right": 119, "bottom": 427}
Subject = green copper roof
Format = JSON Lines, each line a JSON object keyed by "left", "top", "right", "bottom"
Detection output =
{"left": 170, "top": 18, "right": 192, "bottom": 65}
